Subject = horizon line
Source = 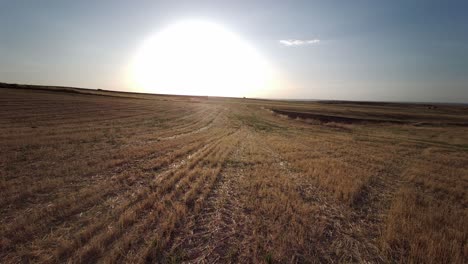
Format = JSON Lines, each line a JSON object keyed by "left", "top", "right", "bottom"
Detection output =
{"left": 1, "top": 81, "right": 466, "bottom": 106}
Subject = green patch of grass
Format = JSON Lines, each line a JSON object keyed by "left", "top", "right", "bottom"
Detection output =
{"left": 233, "top": 113, "right": 285, "bottom": 132}
{"left": 264, "top": 252, "right": 274, "bottom": 264}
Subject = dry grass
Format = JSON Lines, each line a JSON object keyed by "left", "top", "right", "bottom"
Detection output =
{"left": 0, "top": 86, "right": 467, "bottom": 263}
{"left": 381, "top": 148, "right": 468, "bottom": 263}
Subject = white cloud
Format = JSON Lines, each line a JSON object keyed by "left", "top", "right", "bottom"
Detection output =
{"left": 279, "top": 39, "right": 320, "bottom": 46}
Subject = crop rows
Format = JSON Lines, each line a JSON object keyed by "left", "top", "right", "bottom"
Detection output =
{"left": 1, "top": 88, "right": 466, "bottom": 263}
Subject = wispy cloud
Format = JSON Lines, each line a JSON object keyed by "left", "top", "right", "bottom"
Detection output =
{"left": 279, "top": 39, "right": 320, "bottom": 47}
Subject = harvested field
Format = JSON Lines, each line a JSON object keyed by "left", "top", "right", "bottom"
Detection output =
{"left": 1, "top": 86, "right": 467, "bottom": 263}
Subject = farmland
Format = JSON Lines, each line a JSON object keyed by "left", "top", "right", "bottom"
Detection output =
{"left": 0, "top": 86, "right": 467, "bottom": 263}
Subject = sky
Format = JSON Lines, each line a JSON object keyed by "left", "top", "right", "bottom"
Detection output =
{"left": 1, "top": 0, "right": 467, "bottom": 102}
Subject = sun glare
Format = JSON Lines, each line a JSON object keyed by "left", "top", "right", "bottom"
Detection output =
{"left": 131, "top": 20, "right": 273, "bottom": 97}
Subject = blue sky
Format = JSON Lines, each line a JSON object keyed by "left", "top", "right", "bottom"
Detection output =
{"left": 1, "top": 0, "right": 467, "bottom": 102}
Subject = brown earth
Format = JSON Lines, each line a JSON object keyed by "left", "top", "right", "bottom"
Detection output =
{"left": 0, "top": 85, "right": 467, "bottom": 263}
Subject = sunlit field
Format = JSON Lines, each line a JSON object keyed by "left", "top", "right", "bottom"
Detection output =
{"left": 0, "top": 84, "right": 467, "bottom": 263}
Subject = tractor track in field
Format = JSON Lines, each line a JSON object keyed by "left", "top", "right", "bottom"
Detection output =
{"left": 167, "top": 137, "right": 252, "bottom": 263}
{"left": 3, "top": 88, "right": 466, "bottom": 263}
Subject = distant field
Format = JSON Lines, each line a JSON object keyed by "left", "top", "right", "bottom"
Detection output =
{"left": 0, "top": 85, "right": 467, "bottom": 263}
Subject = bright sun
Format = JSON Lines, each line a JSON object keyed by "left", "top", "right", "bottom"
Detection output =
{"left": 131, "top": 20, "right": 273, "bottom": 97}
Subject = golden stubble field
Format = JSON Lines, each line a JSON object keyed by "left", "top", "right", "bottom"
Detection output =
{"left": 0, "top": 86, "right": 467, "bottom": 263}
